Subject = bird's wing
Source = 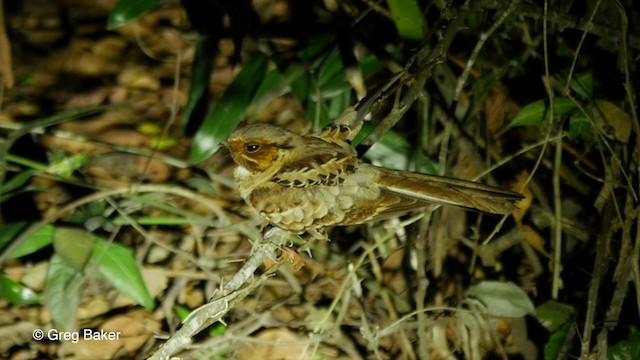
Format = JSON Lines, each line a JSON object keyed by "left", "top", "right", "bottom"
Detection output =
{"left": 373, "top": 166, "right": 524, "bottom": 215}
{"left": 272, "top": 137, "right": 358, "bottom": 187}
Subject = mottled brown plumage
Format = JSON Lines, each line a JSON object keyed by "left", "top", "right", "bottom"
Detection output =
{"left": 223, "top": 123, "right": 523, "bottom": 233}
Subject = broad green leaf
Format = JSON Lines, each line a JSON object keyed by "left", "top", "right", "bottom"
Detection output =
{"left": 53, "top": 227, "right": 97, "bottom": 272}
{"left": 363, "top": 129, "right": 412, "bottom": 171}
{"left": 324, "top": 89, "right": 352, "bottom": 124}
{"left": 175, "top": 304, "right": 191, "bottom": 322}
{"left": 8, "top": 224, "right": 54, "bottom": 259}
{"left": 0, "top": 222, "right": 55, "bottom": 259}
{"left": 544, "top": 321, "right": 571, "bottom": 360}
{"left": 1, "top": 169, "right": 40, "bottom": 195}
{"left": 252, "top": 66, "right": 307, "bottom": 112}
{"left": 191, "top": 55, "right": 270, "bottom": 163}
{"left": 290, "top": 72, "right": 312, "bottom": 106}
{"left": 209, "top": 323, "right": 227, "bottom": 337}
{"left": 568, "top": 112, "right": 594, "bottom": 142}
{"left": 534, "top": 300, "right": 575, "bottom": 332}
{"left": 0, "top": 222, "right": 30, "bottom": 252}
{"left": 44, "top": 255, "right": 83, "bottom": 331}
{"left": 107, "top": 0, "right": 164, "bottom": 30}
{"left": 182, "top": 36, "right": 218, "bottom": 135}
{"left": 386, "top": 0, "right": 425, "bottom": 40}
{"left": 359, "top": 52, "right": 387, "bottom": 78}
{"left": 295, "top": 36, "right": 335, "bottom": 62}
{"left": 569, "top": 71, "right": 593, "bottom": 100}
{"left": 608, "top": 326, "right": 640, "bottom": 360}
{"left": 0, "top": 273, "right": 41, "bottom": 305}
{"left": 509, "top": 97, "right": 576, "bottom": 127}
{"left": 317, "top": 48, "right": 348, "bottom": 94}
{"left": 65, "top": 200, "right": 110, "bottom": 224}
{"left": 92, "top": 239, "right": 154, "bottom": 310}
{"left": 468, "top": 281, "right": 534, "bottom": 317}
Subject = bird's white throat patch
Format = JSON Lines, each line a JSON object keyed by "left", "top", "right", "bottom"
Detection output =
{"left": 234, "top": 166, "right": 251, "bottom": 180}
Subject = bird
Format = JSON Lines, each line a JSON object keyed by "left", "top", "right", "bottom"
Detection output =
{"left": 223, "top": 122, "right": 523, "bottom": 234}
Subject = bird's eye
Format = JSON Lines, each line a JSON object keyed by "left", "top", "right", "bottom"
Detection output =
{"left": 245, "top": 144, "right": 260, "bottom": 153}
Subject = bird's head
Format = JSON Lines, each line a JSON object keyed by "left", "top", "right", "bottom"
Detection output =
{"left": 223, "top": 123, "right": 297, "bottom": 173}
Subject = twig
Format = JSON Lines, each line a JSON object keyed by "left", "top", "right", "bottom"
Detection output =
{"left": 147, "top": 227, "right": 290, "bottom": 359}
{"left": 453, "top": 0, "right": 519, "bottom": 101}
{"left": 475, "top": 0, "right": 640, "bottom": 50}
{"left": 580, "top": 205, "right": 615, "bottom": 359}
{"left": 563, "top": 0, "right": 601, "bottom": 93}
{"left": 357, "top": 2, "right": 465, "bottom": 149}
{"left": 0, "top": 0, "right": 14, "bottom": 88}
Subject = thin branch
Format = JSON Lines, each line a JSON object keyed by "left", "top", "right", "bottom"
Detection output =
{"left": 147, "top": 227, "right": 290, "bottom": 359}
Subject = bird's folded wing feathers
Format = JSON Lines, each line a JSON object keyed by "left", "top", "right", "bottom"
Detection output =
{"left": 374, "top": 168, "right": 524, "bottom": 215}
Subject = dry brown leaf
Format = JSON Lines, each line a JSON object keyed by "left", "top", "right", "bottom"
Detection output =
{"left": 521, "top": 225, "right": 548, "bottom": 256}
{"left": 592, "top": 100, "right": 632, "bottom": 144}
{"left": 118, "top": 66, "right": 160, "bottom": 91}
{"left": 0, "top": 3, "right": 15, "bottom": 88}
{"left": 279, "top": 247, "right": 305, "bottom": 272}
{"left": 83, "top": 153, "right": 171, "bottom": 187}
{"left": 235, "top": 328, "right": 312, "bottom": 360}
{"left": 511, "top": 172, "right": 532, "bottom": 224}
{"left": 485, "top": 86, "right": 520, "bottom": 135}
{"left": 95, "top": 128, "right": 150, "bottom": 148}
{"left": 77, "top": 297, "right": 112, "bottom": 320}
{"left": 60, "top": 310, "right": 161, "bottom": 359}
{"left": 39, "top": 134, "right": 111, "bottom": 155}
{"left": 58, "top": 110, "right": 136, "bottom": 136}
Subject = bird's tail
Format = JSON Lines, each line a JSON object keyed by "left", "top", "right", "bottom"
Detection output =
{"left": 375, "top": 167, "right": 524, "bottom": 215}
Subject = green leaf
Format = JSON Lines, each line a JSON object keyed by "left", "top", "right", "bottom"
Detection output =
{"left": 191, "top": 55, "right": 270, "bottom": 163}
{"left": 9, "top": 225, "right": 55, "bottom": 259}
{"left": 0, "top": 273, "right": 41, "bottom": 305}
{"left": 65, "top": 200, "right": 110, "bottom": 224}
{"left": 182, "top": 36, "right": 218, "bottom": 134}
{"left": 544, "top": 321, "right": 571, "bottom": 360}
{"left": 0, "top": 222, "right": 30, "bottom": 252}
{"left": 175, "top": 304, "right": 191, "bottom": 322}
{"left": 609, "top": 326, "right": 640, "bottom": 360}
{"left": 468, "top": 281, "right": 534, "bottom": 317}
{"left": 386, "top": 0, "right": 425, "bottom": 40}
{"left": 252, "top": 66, "right": 306, "bottom": 111}
{"left": 92, "top": 239, "right": 154, "bottom": 310}
{"left": 107, "top": 0, "right": 164, "bottom": 30}
{"left": 53, "top": 227, "right": 97, "bottom": 272}
{"left": 316, "top": 48, "right": 347, "bottom": 93}
{"left": 361, "top": 127, "right": 412, "bottom": 170}
{"left": 44, "top": 255, "right": 83, "bottom": 331}
{"left": 290, "top": 72, "right": 312, "bottom": 106}
{"left": 534, "top": 300, "right": 575, "bottom": 332}
{"left": 568, "top": 111, "right": 594, "bottom": 142}
{"left": 509, "top": 97, "right": 576, "bottom": 127}
{"left": 0, "top": 222, "right": 55, "bottom": 258}
{"left": 208, "top": 322, "right": 227, "bottom": 337}
{"left": 0, "top": 106, "right": 113, "bottom": 203}
{"left": 1, "top": 169, "right": 40, "bottom": 195}
{"left": 569, "top": 71, "right": 593, "bottom": 100}
{"left": 47, "top": 154, "right": 86, "bottom": 178}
